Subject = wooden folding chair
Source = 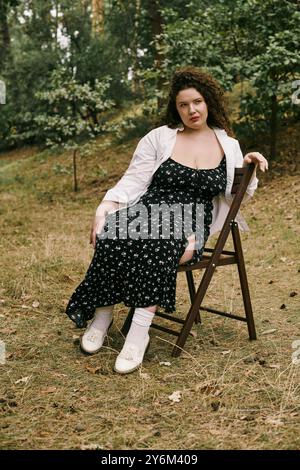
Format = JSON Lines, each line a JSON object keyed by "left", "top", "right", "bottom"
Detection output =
{"left": 121, "top": 162, "right": 257, "bottom": 357}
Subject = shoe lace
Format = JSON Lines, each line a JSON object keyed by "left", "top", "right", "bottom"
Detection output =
{"left": 87, "top": 332, "right": 99, "bottom": 343}
{"left": 122, "top": 344, "right": 138, "bottom": 361}
{"left": 86, "top": 326, "right": 105, "bottom": 343}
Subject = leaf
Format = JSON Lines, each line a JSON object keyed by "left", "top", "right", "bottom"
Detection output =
{"left": 139, "top": 372, "right": 150, "bottom": 380}
{"left": 38, "top": 431, "right": 51, "bottom": 437}
{"left": 32, "top": 300, "right": 40, "bottom": 308}
{"left": 41, "top": 387, "right": 57, "bottom": 394}
{"left": 159, "top": 361, "right": 171, "bottom": 366}
{"left": 221, "top": 350, "right": 231, "bottom": 355}
{"left": 128, "top": 407, "right": 140, "bottom": 413}
{"left": 168, "top": 390, "right": 182, "bottom": 403}
{"left": 15, "top": 376, "right": 30, "bottom": 385}
{"left": 85, "top": 365, "right": 101, "bottom": 374}
{"left": 211, "top": 401, "right": 221, "bottom": 411}
{"left": 265, "top": 417, "right": 284, "bottom": 426}
{"left": 80, "top": 444, "right": 102, "bottom": 450}
{"left": 0, "top": 328, "right": 16, "bottom": 334}
{"left": 261, "top": 329, "right": 277, "bottom": 335}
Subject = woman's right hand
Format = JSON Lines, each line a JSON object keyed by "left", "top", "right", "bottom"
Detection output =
{"left": 89, "top": 215, "right": 106, "bottom": 249}
{"left": 91, "top": 201, "right": 119, "bottom": 249}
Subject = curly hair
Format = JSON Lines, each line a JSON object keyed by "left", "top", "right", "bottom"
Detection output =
{"left": 159, "top": 66, "right": 233, "bottom": 136}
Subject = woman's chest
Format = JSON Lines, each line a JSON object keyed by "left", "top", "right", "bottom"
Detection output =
{"left": 145, "top": 158, "right": 227, "bottom": 199}
{"left": 170, "top": 133, "right": 225, "bottom": 170}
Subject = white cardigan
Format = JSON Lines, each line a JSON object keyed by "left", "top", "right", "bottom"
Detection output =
{"left": 97, "top": 124, "right": 258, "bottom": 236}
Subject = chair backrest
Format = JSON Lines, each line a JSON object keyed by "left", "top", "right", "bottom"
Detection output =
{"left": 208, "top": 163, "right": 256, "bottom": 265}
{"left": 231, "top": 163, "right": 256, "bottom": 195}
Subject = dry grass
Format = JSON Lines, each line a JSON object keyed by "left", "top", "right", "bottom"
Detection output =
{"left": 0, "top": 133, "right": 299, "bottom": 450}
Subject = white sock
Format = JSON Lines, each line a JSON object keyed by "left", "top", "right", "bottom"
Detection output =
{"left": 125, "top": 307, "right": 155, "bottom": 349}
{"left": 91, "top": 305, "right": 114, "bottom": 332}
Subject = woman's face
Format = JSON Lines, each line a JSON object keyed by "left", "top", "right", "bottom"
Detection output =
{"left": 175, "top": 87, "right": 208, "bottom": 130}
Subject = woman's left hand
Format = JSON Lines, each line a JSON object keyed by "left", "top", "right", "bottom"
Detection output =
{"left": 243, "top": 152, "right": 268, "bottom": 172}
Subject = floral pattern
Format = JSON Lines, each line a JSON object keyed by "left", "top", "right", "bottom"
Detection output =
{"left": 66, "top": 155, "right": 227, "bottom": 328}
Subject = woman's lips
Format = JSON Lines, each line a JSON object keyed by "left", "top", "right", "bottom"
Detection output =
{"left": 190, "top": 116, "right": 199, "bottom": 121}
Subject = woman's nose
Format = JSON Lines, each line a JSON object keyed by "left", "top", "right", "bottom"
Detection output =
{"left": 188, "top": 104, "right": 196, "bottom": 113}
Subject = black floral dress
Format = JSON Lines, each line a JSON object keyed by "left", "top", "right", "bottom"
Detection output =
{"left": 66, "top": 155, "right": 227, "bottom": 328}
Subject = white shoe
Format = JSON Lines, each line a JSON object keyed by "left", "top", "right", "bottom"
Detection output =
{"left": 114, "top": 334, "right": 150, "bottom": 374}
{"left": 80, "top": 320, "right": 113, "bottom": 355}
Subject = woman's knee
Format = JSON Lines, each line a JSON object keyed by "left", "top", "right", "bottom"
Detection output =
{"left": 143, "top": 305, "right": 157, "bottom": 313}
{"left": 179, "top": 234, "right": 196, "bottom": 265}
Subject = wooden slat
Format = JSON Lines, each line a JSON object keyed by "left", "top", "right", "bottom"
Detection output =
{"left": 177, "top": 254, "right": 236, "bottom": 272}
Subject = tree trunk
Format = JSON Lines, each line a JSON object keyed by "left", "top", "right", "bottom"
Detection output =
{"left": 270, "top": 94, "right": 278, "bottom": 161}
{"left": 146, "top": 0, "right": 165, "bottom": 108}
{"left": 54, "top": 0, "right": 59, "bottom": 50}
{"left": 73, "top": 149, "right": 78, "bottom": 192}
{"left": 0, "top": 4, "right": 11, "bottom": 63}
{"left": 91, "top": 0, "right": 104, "bottom": 35}
{"left": 131, "top": 0, "right": 141, "bottom": 95}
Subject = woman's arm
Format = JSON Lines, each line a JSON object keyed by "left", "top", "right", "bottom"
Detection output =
{"left": 100, "top": 130, "right": 158, "bottom": 205}
{"left": 243, "top": 151, "right": 268, "bottom": 172}
{"left": 234, "top": 140, "right": 268, "bottom": 202}
{"left": 90, "top": 129, "right": 159, "bottom": 248}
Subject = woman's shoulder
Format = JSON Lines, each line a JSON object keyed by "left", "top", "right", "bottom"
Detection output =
{"left": 138, "top": 125, "right": 177, "bottom": 148}
{"left": 146, "top": 124, "right": 178, "bottom": 138}
{"left": 212, "top": 127, "right": 238, "bottom": 143}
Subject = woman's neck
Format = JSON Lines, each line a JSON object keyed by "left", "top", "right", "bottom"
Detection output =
{"left": 182, "top": 123, "right": 212, "bottom": 136}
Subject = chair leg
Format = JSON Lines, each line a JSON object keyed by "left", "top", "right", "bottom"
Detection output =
{"left": 185, "top": 271, "right": 201, "bottom": 324}
{"left": 121, "top": 306, "right": 135, "bottom": 336}
{"left": 231, "top": 222, "right": 257, "bottom": 340}
{"left": 173, "top": 263, "right": 216, "bottom": 357}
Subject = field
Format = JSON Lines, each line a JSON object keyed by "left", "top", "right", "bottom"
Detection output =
{"left": 0, "top": 130, "right": 299, "bottom": 450}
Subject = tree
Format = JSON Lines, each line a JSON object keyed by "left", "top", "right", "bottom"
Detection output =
{"left": 35, "top": 68, "right": 115, "bottom": 191}
{"left": 142, "top": 0, "right": 300, "bottom": 159}
{"left": 91, "top": 0, "right": 104, "bottom": 35}
{"left": 0, "top": 0, "right": 20, "bottom": 64}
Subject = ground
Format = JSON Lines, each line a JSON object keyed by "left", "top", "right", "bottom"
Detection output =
{"left": 0, "top": 130, "right": 299, "bottom": 450}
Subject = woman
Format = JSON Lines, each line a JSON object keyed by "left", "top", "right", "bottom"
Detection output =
{"left": 65, "top": 66, "right": 268, "bottom": 374}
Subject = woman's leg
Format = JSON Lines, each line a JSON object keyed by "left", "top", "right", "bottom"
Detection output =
{"left": 114, "top": 305, "right": 157, "bottom": 374}
{"left": 80, "top": 304, "right": 115, "bottom": 354}
{"left": 143, "top": 305, "right": 157, "bottom": 313}
{"left": 125, "top": 305, "right": 157, "bottom": 347}
{"left": 92, "top": 305, "right": 114, "bottom": 331}
{"left": 178, "top": 233, "right": 196, "bottom": 265}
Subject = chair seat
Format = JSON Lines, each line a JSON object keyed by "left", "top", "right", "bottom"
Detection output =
{"left": 177, "top": 252, "right": 237, "bottom": 272}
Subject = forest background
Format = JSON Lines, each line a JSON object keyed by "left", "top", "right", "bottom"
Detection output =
{"left": 0, "top": 0, "right": 299, "bottom": 451}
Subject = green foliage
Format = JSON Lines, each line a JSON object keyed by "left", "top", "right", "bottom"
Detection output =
{"left": 34, "top": 67, "right": 115, "bottom": 149}
{"left": 0, "top": 0, "right": 299, "bottom": 159}
{"left": 108, "top": 114, "right": 155, "bottom": 145}
{"left": 141, "top": 0, "right": 300, "bottom": 157}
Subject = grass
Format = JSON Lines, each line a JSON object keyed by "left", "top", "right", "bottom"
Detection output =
{"left": 0, "top": 129, "right": 299, "bottom": 450}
